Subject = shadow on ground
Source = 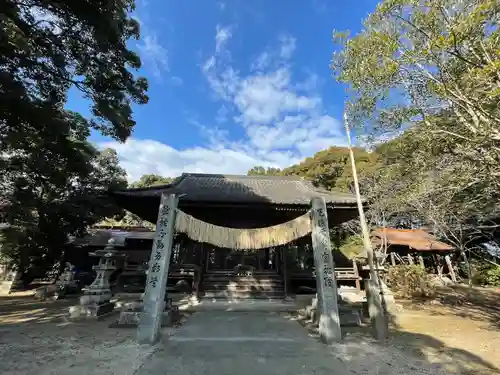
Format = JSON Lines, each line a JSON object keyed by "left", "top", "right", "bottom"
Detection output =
{"left": 385, "top": 312, "right": 499, "bottom": 375}
{"left": 400, "top": 285, "right": 500, "bottom": 330}
{"left": 0, "top": 294, "right": 77, "bottom": 326}
{"left": 289, "top": 294, "right": 500, "bottom": 375}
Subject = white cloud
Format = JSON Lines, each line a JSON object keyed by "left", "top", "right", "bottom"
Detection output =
{"left": 133, "top": 1, "right": 170, "bottom": 78}
{"left": 102, "top": 30, "right": 346, "bottom": 182}
{"left": 99, "top": 139, "right": 294, "bottom": 182}
{"left": 202, "top": 31, "right": 345, "bottom": 161}
{"left": 215, "top": 25, "right": 233, "bottom": 53}
{"left": 252, "top": 52, "right": 270, "bottom": 71}
{"left": 234, "top": 68, "right": 319, "bottom": 125}
{"left": 30, "top": 7, "right": 62, "bottom": 34}
{"left": 137, "top": 33, "right": 169, "bottom": 77}
{"left": 279, "top": 35, "right": 296, "bottom": 59}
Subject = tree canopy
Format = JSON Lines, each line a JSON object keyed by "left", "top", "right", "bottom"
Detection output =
{"left": 99, "top": 174, "right": 176, "bottom": 229}
{"left": 247, "top": 146, "right": 376, "bottom": 193}
{"left": 0, "top": 0, "right": 148, "bottom": 279}
{"left": 332, "top": 0, "right": 500, "bottom": 229}
{"left": 129, "top": 174, "right": 175, "bottom": 188}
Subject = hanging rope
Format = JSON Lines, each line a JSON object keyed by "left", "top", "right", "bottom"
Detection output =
{"left": 174, "top": 209, "right": 312, "bottom": 250}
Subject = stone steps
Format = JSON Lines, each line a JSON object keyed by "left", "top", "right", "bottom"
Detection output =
{"left": 202, "top": 272, "right": 284, "bottom": 300}
{"left": 203, "top": 290, "right": 285, "bottom": 299}
{"left": 203, "top": 274, "right": 282, "bottom": 281}
{"left": 203, "top": 284, "right": 282, "bottom": 291}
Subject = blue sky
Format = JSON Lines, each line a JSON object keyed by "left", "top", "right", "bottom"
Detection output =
{"left": 68, "top": 0, "right": 379, "bottom": 182}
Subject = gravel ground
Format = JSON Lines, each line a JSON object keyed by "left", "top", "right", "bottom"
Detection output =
{"left": 0, "top": 289, "right": 499, "bottom": 375}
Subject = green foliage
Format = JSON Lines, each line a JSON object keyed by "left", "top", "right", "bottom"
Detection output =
{"left": 1, "top": 145, "right": 127, "bottom": 277}
{"left": 485, "top": 267, "right": 500, "bottom": 287}
{"left": 472, "top": 263, "right": 500, "bottom": 287}
{"left": 328, "top": 0, "right": 500, "bottom": 257}
{"left": 100, "top": 174, "right": 177, "bottom": 229}
{"left": 338, "top": 234, "right": 364, "bottom": 259}
{"left": 247, "top": 146, "right": 376, "bottom": 193}
{"left": 386, "top": 265, "right": 436, "bottom": 299}
{"left": 332, "top": 0, "right": 500, "bottom": 222}
{"left": 129, "top": 174, "right": 174, "bottom": 188}
{"left": 0, "top": 1, "right": 147, "bottom": 280}
{"left": 1, "top": 0, "right": 148, "bottom": 141}
{"left": 247, "top": 166, "right": 283, "bottom": 176}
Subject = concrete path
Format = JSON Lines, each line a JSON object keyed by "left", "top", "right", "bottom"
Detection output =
{"left": 136, "top": 311, "right": 351, "bottom": 375}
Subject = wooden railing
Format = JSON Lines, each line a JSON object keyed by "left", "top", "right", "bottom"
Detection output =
{"left": 291, "top": 261, "right": 361, "bottom": 291}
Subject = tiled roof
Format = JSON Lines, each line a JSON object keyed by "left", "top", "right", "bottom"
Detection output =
{"left": 372, "top": 228, "right": 454, "bottom": 252}
{"left": 112, "top": 173, "right": 359, "bottom": 206}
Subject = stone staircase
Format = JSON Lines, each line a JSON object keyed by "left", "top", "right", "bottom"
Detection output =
{"left": 201, "top": 271, "right": 285, "bottom": 300}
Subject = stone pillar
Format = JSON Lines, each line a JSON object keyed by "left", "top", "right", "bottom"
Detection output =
{"left": 69, "top": 239, "right": 125, "bottom": 318}
{"left": 137, "top": 193, "right": 178, "bottom": 345}
{"left": 310, "top": 197, "right": 342, "bottom": 343}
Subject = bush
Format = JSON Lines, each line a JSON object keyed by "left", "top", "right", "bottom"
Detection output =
{"left": 386, "top": 265, "right": 436, "bottom": 298}
{"left": 472, "top": 263, "right": 500, "bottom": 287}
{"left": 338, "top": 234, "right": 364, "bottom": 259}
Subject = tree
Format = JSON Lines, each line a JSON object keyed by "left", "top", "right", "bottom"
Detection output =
{"left": 247, "top": 147, "right": 376, "bottom": 193}
{"left": 99, "top": 174, "right": 176, "bottom": 229}
{"left": 247, "top": 166, "right": 282, "bottom": 176}
{"left": 0, "top": 1, "right": 148, "bottom": 281}
{"left": 332, "top": 0, "right": 500, "bottom": 219}
{"left": 283, "top": 147, "right": 376, "bottom": 192}
{"left": 0, "top": 140, "right": 127, "bottom": 282}
{"left": 1, "top": 0, "right": 148, "bottom": 141}
{"left": 129, "top": 174, "right": 174, "bottom": 188}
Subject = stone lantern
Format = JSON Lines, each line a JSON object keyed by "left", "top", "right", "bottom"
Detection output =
{"left": 69, "top": 238, "right": 126, "bottom": 319}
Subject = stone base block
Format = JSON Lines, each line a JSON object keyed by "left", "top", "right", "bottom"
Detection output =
{"left": 69, "top": 302, "right": 115, "bottom": 319}
{"left": 301, "top": 307, "right": 361, "bottom": 327}
{"left": 34, "top": 284, "right": 58, "bottom": 300}
{"left": 79, "top": 292, "right": 112, "bottom": 306}
{"left": 110, "top": 307, "right": 179, "bottom": 328}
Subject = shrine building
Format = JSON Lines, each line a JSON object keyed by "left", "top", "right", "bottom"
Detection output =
{"left": 106, "top": 173, "right": 363, "bottom": 299}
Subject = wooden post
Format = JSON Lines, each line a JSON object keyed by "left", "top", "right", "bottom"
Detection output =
{"left": 390, "top": 252, "right": 396, "bottom": 266}
{"left": 311, "top": 197, "right": 341, "bottom": 343}
{"left": 282, "top": 247, "right": 289, "bottom": 297}
{"left": 444, "top": 255, "right": 457, "bottom": 282}
{"left": 344, "top": 113, "right": 388, "bottom": 341}
{"left": 436, "top": 255, "right": 443, "bottom": 278}
{"left": 407, "top": 254, "right": 414, "bottom": 265}
{"left": 353, "top": 260, "right": 361, "bottom": 292}
{"left": 418, "top": 255, "right": 425, "bottom": 269}
{"left": 137, "top": 193, "right": 178, "bottom": 345}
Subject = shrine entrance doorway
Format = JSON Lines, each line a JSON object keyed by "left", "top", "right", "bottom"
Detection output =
{"left": 205, "top": 247, "right": 279, "bottom": 273}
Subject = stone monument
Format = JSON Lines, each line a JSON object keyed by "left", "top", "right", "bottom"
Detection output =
{"left": 137, "top": 193, "right": 178, "bottom": 344}
{"left": 69, "top": 238, "right": 126, "bottom": 319}
{"left": 54, "top": 262, "right": 79, "bottom": 298}
{"left": 310, "top": 196, "right": 342, "bottom": 343}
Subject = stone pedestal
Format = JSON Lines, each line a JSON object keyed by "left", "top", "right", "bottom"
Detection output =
{"left": 301, "top": 294, "right": 361, "bottom": 327}
{"left": 69, "top": 302, "right": 116, "bottom": 318}
{"left": 69, "top": 239, "right": 126, "bottom": 319}
{"left": 365, "top": 279, "right": 389, "bottom": 340}
{"left": 112, "top": 298, "right": 179, "bottom": 328}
